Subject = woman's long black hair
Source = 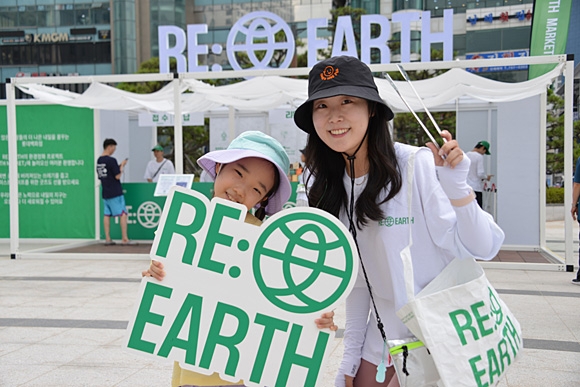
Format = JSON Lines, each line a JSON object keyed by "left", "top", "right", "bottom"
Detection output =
{"left": 304, "top": 102, "right": 402, "bottom": 229}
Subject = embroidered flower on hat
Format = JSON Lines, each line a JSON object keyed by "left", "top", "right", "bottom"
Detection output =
{"left": 320, "top": 65, "right": 339, "bottom": 81}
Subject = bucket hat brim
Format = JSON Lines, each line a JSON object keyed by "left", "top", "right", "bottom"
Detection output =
{"left": 294, "top": 56, "right": 394, "bottom": 133}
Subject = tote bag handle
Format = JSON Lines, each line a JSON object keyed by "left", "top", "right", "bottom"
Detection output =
{"left": 401, "top": 149, "right": 418, "bottom": 303}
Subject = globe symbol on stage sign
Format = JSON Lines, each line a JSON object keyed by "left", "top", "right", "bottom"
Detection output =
{"left": 253, "top": 211, "right": 354, "bottom": 314}
{"left": 137, "top": 201, "right": 163, "bottom": 229}
{"left": 227, "top": 11, "right": 295, "bottom": 73}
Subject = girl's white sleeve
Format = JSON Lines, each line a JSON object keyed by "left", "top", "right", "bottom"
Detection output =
{"left": 335, "top": 280, "right": 371, "bottom": 387}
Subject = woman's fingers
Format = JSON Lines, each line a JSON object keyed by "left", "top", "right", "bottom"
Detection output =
{"left": 427, "top": 130, "right": 463, "bottom": 168}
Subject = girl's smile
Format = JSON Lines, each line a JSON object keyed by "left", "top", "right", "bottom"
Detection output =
{"left": 213, "top": 157, "right": 276, "bottom": 211}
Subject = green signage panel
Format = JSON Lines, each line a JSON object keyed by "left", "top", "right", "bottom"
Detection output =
{"left": 103, "top": 182, "right": 300, "bottom": 241}
{"left": 103, "top": 183, "right": 214, "bottom": 240}
{"left": 529, "top": 0, "right": 572, "bottom": 79}
{"left": 0, "top": 105, "right": 95, "bottom": 238}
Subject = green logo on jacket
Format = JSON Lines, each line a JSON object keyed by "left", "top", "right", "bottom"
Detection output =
{"left": 379, "top": 216, "right": 414, "bottom": 227}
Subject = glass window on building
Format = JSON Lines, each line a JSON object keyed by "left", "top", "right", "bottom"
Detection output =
{"left": 75, "top": 3, "right": 92, "bottom": 26}
{"left": 92, "top": 3, "right": 111, "bottom": 25}
{"left": 18, "top": 6, "right": 38, "bottom": 27}
{"left": 467, "top": 27, "right": 530, "bottom": 52}
{"left": 0, "top": 7, "right": 18, "bottom": 28}
{"left": 423, "top": 0, "right": 533, "bottom": 16}
{"left": 75, "top": 43, "right": 96, "bottom": 63}
{"left": 37, "top": 5, "right": 57, "bottom": 27}
{"left": 38, "top": 44, "right": 59, "bottom": 65}
{"left": 350, "top": 0, "right": 380, "bottom": 15}
{"left": 0, "top": 42, "right": 111, "bottom": 67}
{"left": 56, "top": 4, "right": 76, "bottom": 26}
{"left": 393, "top": 0, "right": 423, "bottom": 12}
{"left": 95, "top": 42, "right": 112, "bottom": 62}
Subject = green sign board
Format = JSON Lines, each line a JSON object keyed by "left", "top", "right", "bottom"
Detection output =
{"left": 0, "top": 105, "right": 95, "bottom": 238}
{"left": 529, "top": 0, "right": 572, "bottom": 79}
{"left": 125, "top": 186, "right": 358, "bottom": 386}
{"left": 104, "top": 182, "right": 300, "bottom": 241}
{"left": 102, "top": 183, "right": 212, "bottom": 240}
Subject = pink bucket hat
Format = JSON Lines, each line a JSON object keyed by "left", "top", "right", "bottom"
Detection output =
{"left": 197, "top": 131, "right": 291, "bottom": 215}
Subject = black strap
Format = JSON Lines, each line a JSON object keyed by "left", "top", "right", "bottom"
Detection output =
{"left": 342, "top": 130, "right": 389, "bottom": 346}
{"left": 152, "top": 159, "right": 168, "bottom": 179}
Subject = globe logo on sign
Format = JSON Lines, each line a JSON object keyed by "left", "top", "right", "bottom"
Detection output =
{"left": 253, "top": 211, "right": 354, "bottom": 314}
{"left": 227, "top": 11, "right": 295, "bottom": 72}
{"left": 137, "top": 201, "right": 163, "bottom": 229}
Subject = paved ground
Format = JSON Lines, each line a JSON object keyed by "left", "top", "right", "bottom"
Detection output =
{"left": 1, "top": 221, "right": 579, "bottom": 386}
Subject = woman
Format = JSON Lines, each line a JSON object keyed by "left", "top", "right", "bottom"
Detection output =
{"left": 293, "top": 56, "right": 504, "bottom": 387}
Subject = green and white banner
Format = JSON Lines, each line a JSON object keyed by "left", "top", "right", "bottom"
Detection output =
{"left": 529, "top": 0, "right": 572, "bottom": 79}
{"left": 0, "top": 105, "right": 95, "bottom": 238}
{"left": 125, "top": 186, "right": 359, "bottom": 386}
{"left": 106, "top": 182, "right": 299, "bottom": 240}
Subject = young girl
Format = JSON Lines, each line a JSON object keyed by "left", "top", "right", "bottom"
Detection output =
{"left": 293, "top": 56, "right": 505, "bottom": 387}
{"left": 142, "top": 130, "right": 337, "bottom": 387}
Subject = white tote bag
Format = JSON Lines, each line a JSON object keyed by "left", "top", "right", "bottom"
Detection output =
{"left": 394, "top": 150, "right": 523, "bottom": 387}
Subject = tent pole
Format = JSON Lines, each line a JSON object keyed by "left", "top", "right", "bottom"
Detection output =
{"left": 539, "top": 91, "right": 547, "bottom": 252}
{"left": 94, "top": 110, "right": 101, "bottom": 241}
{"left": 564, "top": 58, "right": 575, "bottom": 272}
{"left": 173, "top": 78, "right": 183, "bottom": 174}
{"left": 6, "top": 80, "right": 19, "bottom": 258}
{"left": 228, "top": 106, "right": 235, "bottom": 142}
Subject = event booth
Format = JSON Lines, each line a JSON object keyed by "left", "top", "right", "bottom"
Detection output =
{"left": 1, "top": 55, "right": 576, "bottom": 272}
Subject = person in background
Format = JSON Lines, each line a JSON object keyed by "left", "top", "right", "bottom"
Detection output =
{"left": 96, "top": 138, "right": 135, "bottom": 245}
{"left": 465, "top": 141, "right": 493, "bottom": 208}
{"left": 295, "top": 148, "right": 312, "bottom": 207}
{"left": 144, "top": 144, "right": 175, "bottom": 182}
{"left": 570, "top": 155, "right": 580, "bottom": 285}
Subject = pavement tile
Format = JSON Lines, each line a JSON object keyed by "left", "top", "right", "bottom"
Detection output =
{"left": 0, "top": 247, "right": 579, "bottom": 387}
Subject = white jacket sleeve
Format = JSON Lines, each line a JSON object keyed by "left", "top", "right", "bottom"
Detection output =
{"left": 434, "top": 154, "right": 504, "bottom": 259}
{"left": 416, "top": 149, "right": 504, "bottom": 260}
{"left": 335, "top": 280, "right": 371, "bottom": 387}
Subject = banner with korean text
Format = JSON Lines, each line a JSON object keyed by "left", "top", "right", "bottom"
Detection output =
{"left": 0, "top": 105, "right": 94, "bottom": 238}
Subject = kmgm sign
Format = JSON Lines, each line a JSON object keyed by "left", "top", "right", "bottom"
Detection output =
{"left": 159, "top": 10, "right": 454, "bottom": 73}
{"left": 125, "top": 186, "right": 359, "bottom": 386}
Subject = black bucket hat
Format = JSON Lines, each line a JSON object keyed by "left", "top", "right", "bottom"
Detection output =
{"left": 294, "top": 56, "right": 394, "bottom": 133}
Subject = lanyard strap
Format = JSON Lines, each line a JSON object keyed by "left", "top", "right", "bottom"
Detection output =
{"left": 345, "top": 154, "right": 387, "bottom": 345}
{"left": 345, "top": 148, "right": 419, "bottom": 342}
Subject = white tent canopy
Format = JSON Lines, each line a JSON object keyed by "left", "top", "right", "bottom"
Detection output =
{"left": 4, "top": 55, "right": 576, "bottom": 272}
{"left": 15, "top": 64, "right": 564, "bottom": 114}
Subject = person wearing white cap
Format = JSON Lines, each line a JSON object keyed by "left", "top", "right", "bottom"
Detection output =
{"left": 144, "top": 144, "right": 175, "bottom": 183}
{"left": 142, "top": 131, "right": 337, "bottom": 387}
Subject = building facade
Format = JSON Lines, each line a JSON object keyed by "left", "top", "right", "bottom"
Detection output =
{"left": 0, "top": 0, "right": 576, "bottom": 83}
{"left": 0, "top": 1, "right": 113, "bottom": 82}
